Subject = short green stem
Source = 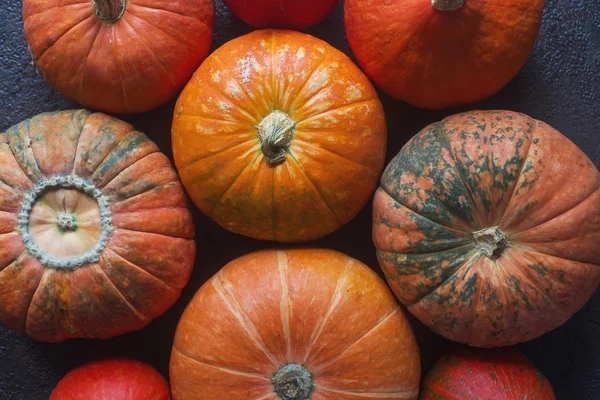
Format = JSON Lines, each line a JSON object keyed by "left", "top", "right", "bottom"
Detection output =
{"left": 272, "top": 364, "right": 313, "bottom": 400}
{"left": 256, "top": 111, "right": 295, "bottom": 165}
{"left": 57, "top": 213, "right": 77, "bottom": 232}
{"left": 473, "top": 226, "right": 507, "bottom": 260}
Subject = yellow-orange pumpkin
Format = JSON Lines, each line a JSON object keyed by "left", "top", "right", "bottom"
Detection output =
{"left": 344, "top": 0, "right": 544, "bottom": 109}
{"left": 374, "top": 110, "right": 600, "bottom": 347}
{"left": 172, "top": 29, "right": 387, "bottom": 242}
{"left": 170, "top": 249, "right": 421, "bottom": 400}
{"left": 23, "top": 0, "right": 214, "bottom": 114}
{"left": 0, "top": 110, "right": 195, "bottom": 342}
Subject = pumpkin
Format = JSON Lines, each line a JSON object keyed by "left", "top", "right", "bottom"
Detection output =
{"left": 344, "top": 0, "right": 544, "bottom": 109}
{"left": 172, "top": 29, "right": 387, "bottom": 242}
{"left": 373, "top": 110, "right": 600, "bottom": 347}
{"left": 22, "top": 0, "right": 214, "bottom": 114}
{"left": 170, "top": 249, "right": 421, "bottom": 400}
{"left": 0, "top": 110, "right": 195, "bottom": 342}
{"left": 223, "top": 0, "right": 338, "bottom": 28}
{"left": 421, "top": 350, "right": 556, "bottom": 399}
{"left": 50, "top": 358, "right": 171, "bottom": 400}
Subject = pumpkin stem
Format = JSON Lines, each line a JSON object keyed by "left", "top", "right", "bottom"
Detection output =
{"left": 473, "top": 227, "right": 507, "bottom": 260}
{"left": 431, "top": 0, "right": 465, "bottom": 11}
{"left": 92, "top": 0, "right": 127, "bottom": 23}
{"left": 256, "top": 111, "right": 296, "bottom": 165}
{"left": 272, "top": 363, "right": 313, "bottom": 400}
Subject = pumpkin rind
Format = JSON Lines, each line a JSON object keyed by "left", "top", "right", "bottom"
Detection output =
{"left": 170, "top": 249, "right": 421, "bottom": 400}
{"left": 373, "top": 110, "right": 600, "bottom": 347}
{"left": 172, "top": 29, "right": 387, "bottom": 242}
{"left": 344, "top": 0, "right": 544, "bottom": 109}
{"left": 0, "top": 110, "right": 195, "bottom": 342}
{"left": 223, "top": 0, "right": 338, "bottom": 28}
{"left": 421, "top": 350, "right": 556, "bottom": 400}
{"left": 22, "top": 0, "right": 215, "bottom": 114}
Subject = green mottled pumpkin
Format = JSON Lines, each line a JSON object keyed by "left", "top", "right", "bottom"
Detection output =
{"left": 373, "top": 110, "right": 600, "bottom": 347}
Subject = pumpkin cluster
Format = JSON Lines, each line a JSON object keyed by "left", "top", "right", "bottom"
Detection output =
{"left": 0, "top": 0, "right": 597, "bottom": 399}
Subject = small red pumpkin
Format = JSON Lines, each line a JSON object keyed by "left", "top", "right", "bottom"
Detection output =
{"left": 0, "top": 110, "right": 195, "bottom": 342}
{"left": 170, "top": 249, "right": 421, "bottom": 400}
{"left": 223, "top": 0, "right": 338, "bottom": 28}
{"left": 50, "top": 359, "right": 171, "bottom": 400}
{"left": 344, "top": 0, "right": 544, "bottom": 109}
{"left": 23, "top": 0, "right": 214, "bottom": 114}
{"left": 421, "top": 350, "right": 556, "bottom": 400}
{"left": 373, "top": 110, "right": 600, "bottom": 347}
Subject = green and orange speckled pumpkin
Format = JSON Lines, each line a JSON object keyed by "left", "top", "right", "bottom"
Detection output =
{"left": 373, "top": 110, "right": 600, "bottom": 347}
{"left": 172, "top": 29, "right": 387, "bottom": 242}
{"left": 0, "top": 110, "right": 195, "bottom": 342}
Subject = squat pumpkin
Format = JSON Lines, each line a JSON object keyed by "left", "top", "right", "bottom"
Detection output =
{"left": 373, "top": 110, "right": 600, "bottom": 347}
{"left": 421, "top": 350, "right": 556, "bottom": 399}
{"left": 172, "top": 30, "right": 387, "bottom": 242}
{"left": 23, "top": 0, "right": 214, "bottom": 114}
{"left": 345, "top": 0, "right": 544, "bottom": 109}
{"left": 170, "top": 249, "right": 421, "bottom": 400}
{"left": 0, "top": 110, "right": 195, "bottom": 342}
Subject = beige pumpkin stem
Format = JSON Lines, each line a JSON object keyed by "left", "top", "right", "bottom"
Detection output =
{"left": 473, "top": 226, "right": 508, "bottom": 260}
{"left": 92, "top": 0, "right": 128, "bottom": 23}
{"left": 431, "top": 0, "right": 465, "bottom": 11}
{"left": 272, "top": 363, "right": 313, "bottom": 400}
{"left": 256, "top": 110, "right": 296, "bottom": 165}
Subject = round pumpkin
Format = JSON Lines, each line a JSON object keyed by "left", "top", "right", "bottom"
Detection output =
{"left": 50, "top": 358, "right": 171, "bottom": 400}
{"left": 344, "top": 0, "right": 544, "bottom": 109}
{"left": 170, "top": 249, "right": 421, "bottom": 400}
{"left": 373, "top": 110, "right": 600, "bottom": 347}
{"left": 172, "top": 29, "right": 387, "bottom": 242}
{"left": 223, "top": 0, "right": 338, "bottom": 28}
{"left": 23, "top": 0, "right": 214, "bottom": 114}
{"left": 0, "top": 110, "right": 195, "bottom": 342}
{"left": 421, "top": 350, "right": 556, "bottom": 399}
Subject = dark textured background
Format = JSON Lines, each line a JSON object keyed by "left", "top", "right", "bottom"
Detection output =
{"left": 1, "top": 0, "right": 599, "bottom": 399}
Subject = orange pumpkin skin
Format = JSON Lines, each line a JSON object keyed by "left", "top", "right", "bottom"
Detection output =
{"left": 170, "top": 249, "right": 421, "bottom": 400}
{"left": 373, "top": 110, "right": 600, "bottom": 347}
{"left": 23, "top": 0, "right": 214, "bottom": 114}
{"left": 172, "top": 30, "right": 387, "bottom": 242}
{"left": 0, "top": 110, "right": 195, "bottom": 342}
{"left": 344, "top": 0, "right": 544, "bottom": 109}
{"left": 421, "top": 351, "right": 556, "bottom": 400}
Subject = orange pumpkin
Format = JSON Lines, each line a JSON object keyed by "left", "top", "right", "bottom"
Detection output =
{"left": 344, "top": 0, "right": 544, "bottom": 109}
{"left": 172, "top": 29, "right": 387, "bottom": 242}
{"left": 0, "top": 110, "right": 195, "bottom": 342}
{"left": 23, "top": 0, "right": 214, "bottom": 114}
{"left": 373, "top": 110, "right": 600, "bottom": 347}
{"left": 170, "top": 249, "right": 421, "bottom": 400}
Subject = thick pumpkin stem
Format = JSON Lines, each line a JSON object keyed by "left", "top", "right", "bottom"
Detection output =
{"left": 431, "top": 0, "right": 465, "bottom": 11}
{"left": 257, "top": 111, "right": 296, "bottom": 165}
{"left": 92, "top": 0, "right": 127, "bottom": 23}
{"left": 272, "top": 364, "right": 313, "bottom": 400}
{"left": 57, "top": 213, "right": 78, "bottom": 232}
{"left": 473, "top": 227, "right": 507, "bottom": 260}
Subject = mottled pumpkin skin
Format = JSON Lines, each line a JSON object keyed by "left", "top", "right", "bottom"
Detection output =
{"left": 170, "top": 249, "right": 421, "bottom": 400}
{"left": 0, "top": 110, "right": 195, "bottom": 342}
{"left": 344, "top": 0, "right": 544, "bottom": 109}
{"left": 23, "top": 0, "right": 214, "bottom": 114}
{"left": 421, "top": 351, "right": 556, "bottom": 400}
{"left": 50, "top": 359, "right": 171, "bottom": 400}
{"left": 223, "top": 0, "right": 338, "bottom": 28}
{"left": 172, "top": 30, "right": 387, "bottom": 242}
{"left": 374, "top": 110, "right": 600, "bottom": 347}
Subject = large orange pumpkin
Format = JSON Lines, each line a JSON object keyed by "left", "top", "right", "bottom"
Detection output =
{"left": 172, "top": 29, "right": 387, "bottom": 242}
{"left": 344, "top": 0, "right": 544, "bottom": 109}
{"left": 23, "top": 0, "right": 214, "bottom": 114}
{"left": 0, "top": 110, "right": 195, "bottom": 342}
{"left": 170, "top": 249, "right": 421, "bottom": 400}
{"left": 373, "top": 110, "right": 600, "bottom": 347}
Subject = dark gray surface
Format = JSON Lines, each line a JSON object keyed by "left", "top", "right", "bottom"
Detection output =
{"left": 1, "top": 0, "right": 599, "bottom": 399}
